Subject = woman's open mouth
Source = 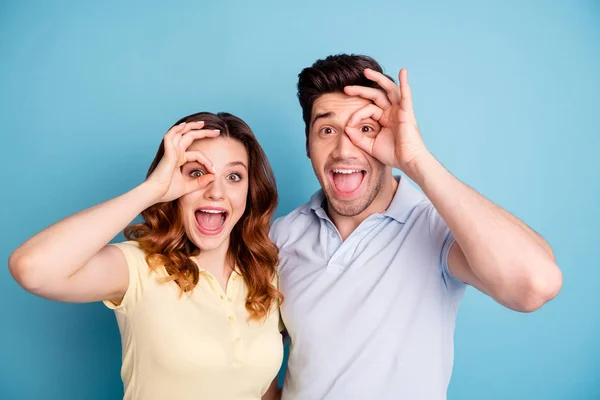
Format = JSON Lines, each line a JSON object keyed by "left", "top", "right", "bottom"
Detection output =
{"left": 194, "top": 207, "right": 229, "bottom": 236}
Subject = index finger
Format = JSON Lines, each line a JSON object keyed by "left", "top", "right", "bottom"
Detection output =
{"left": 343, "top": 86, "right": 392, "bottom": 110}
{"left": 364, "top": 68, "right": 401, "bottom": 104}
{"left": 165, "top": 120, "right": 205, "bottom": 141}
{"left": 179, "top": 129, "right": 221, "bottom": 151}
{"left": 183, "top": 150, "right": 216, "bottom": 174}
{"left": 397, "top": 68, "right": 414, "bottom": 114}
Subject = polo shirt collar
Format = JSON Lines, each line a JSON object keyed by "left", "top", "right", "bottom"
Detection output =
{"left": 383, "top": 175, "right": 426, "bottom": 223}
{"left": 302, "top": 175, "right": 425, "bottom": 223}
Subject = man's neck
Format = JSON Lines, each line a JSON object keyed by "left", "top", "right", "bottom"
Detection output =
{"left": 329, "top": 174, "right": 399, "bottom": 240}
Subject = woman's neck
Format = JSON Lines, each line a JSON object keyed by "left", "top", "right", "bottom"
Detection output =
{"left": 194, "top": 240, "right": 233, "bottom": 291}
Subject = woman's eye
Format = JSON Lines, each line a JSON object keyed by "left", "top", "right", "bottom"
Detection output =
{"left": 227, "top": 173, "right": 242, "bottom": 182}
{"left": 190, "top": 170, "right": 206, "bottom": 178}
{"left": 360, "top": 125, "right": 374, "bottom": 133}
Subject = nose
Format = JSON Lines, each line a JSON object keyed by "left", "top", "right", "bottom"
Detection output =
{"left": 332, "top": 129, "right": 359, "bottom": 160}
{"left": 203, "top": 177, "right": 224, "bottom": 201}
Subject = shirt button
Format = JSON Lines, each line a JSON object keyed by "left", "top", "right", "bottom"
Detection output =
{"left": 228, "top": 297, "right": 233, "bottom": 303}
{"left": 232, "top": 275, "right": 237, "bottom": 281}
{"left": 228, "top": 315, "right": 235, "bottom": 321}
{"left": 220, "top": 295, "right": 224, "bottom": 300}
{"left": 235, "top": 337, "right": 241, "bottom": 343}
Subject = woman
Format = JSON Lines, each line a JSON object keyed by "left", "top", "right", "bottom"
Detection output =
{"left": 9, "top": 112, "right": 283, "bottom": 400}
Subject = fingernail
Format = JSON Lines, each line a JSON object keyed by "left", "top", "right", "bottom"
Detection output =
{"left": 196, "top": 121, "right": 204, "bottom": 124}
{"left": 179, "top": 122, "right": 186, "bottom": 126}
{"left": 213, "top": 129, "right": 220, "bottom": 132}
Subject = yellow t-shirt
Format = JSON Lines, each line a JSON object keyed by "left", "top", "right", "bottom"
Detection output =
{"left": 103, "top": 241, "right": 283, "bottom": 400}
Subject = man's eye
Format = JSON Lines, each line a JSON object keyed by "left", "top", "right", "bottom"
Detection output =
{"left": 361, "top": 126, "right": 374, "bottom": 133}
{"left": 227, "top": 173, "right": 242, "bottom": 182}
{"left": 320, "top": 127, "right": 334, "bottom": 135}
{"left": 190, "top": 170, "right": 206, "bottom": 178}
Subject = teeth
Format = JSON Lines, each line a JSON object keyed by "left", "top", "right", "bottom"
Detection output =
{"left": 332, "top": 169, "right": 362, "bottom": 174}
{"left": 199, "top": 210, "right": 224, "bottom": 214}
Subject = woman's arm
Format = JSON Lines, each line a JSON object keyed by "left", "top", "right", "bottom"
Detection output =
{"left": 9, "top": 121, "right": 217, "bottom": 303}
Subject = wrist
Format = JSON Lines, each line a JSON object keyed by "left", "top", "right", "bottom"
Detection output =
{"left": 403, "top": 152, "right": 443, "bottom": 189}
{"left": 135, "top": 182, "right": 166, "bottom": 209}
{"left": 402, "top": 151, "right": 438, "bottom": 183}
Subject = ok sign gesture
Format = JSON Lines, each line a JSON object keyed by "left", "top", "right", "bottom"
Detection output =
{"left": 344, "top": 68, "right": 430, "bottom": 173}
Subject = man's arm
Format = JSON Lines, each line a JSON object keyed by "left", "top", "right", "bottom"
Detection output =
{"left": 262, "top": 378, "right": 281, "bottom": 400}
{"left": 410, "top": 153, "right": 561, "bottom": 312}
{"left": 344, "top": 67, "right": 562, "bottom": 312}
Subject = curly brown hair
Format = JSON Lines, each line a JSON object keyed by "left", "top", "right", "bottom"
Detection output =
{"left": 125, "top": 112, "right": 282, "bottom": 320}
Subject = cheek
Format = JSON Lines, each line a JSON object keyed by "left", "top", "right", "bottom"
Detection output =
{"left": 308, "top": 135, "right": 321, "bottom": 155}
{"left": 229, "top": 185, "right": 249, "bottom": 215}
{"left": 308, "top": 144, "right": 328, "bottom": 167}
{"left": 361, "top": 149, "right": 382, "bottom": 168}
{"left": 177, "top": 193, "right": 201, "bottom": 221}
{"left": 371, "top": 155, "right": 386, "bottom": 170}
{"left": 177, "top": 197, "right": 191, "bottom": 216}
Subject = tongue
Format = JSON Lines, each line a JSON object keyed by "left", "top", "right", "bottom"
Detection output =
{"left": 332, "top": 172, "right": 362, "bottom": 193}
{"left": 196, "top": 212, "right": 224, "bottom": 231}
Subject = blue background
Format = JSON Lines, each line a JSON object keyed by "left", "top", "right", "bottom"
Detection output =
{"left": 1, "top": 1, "right": 599, "bottom": 399}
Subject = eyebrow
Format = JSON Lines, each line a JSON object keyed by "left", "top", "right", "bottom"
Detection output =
{"left": 225, "top": 161, "right": 248, "bottom": 170}
{"left": 183, "top": 160, "right": 248, "bottom": 170}
{"left": 311, "top": 111, "right": 335, "bottom": 128}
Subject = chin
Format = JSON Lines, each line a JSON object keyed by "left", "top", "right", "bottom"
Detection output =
{"left": 322, "top": 181, "right": 377, "bottom": 217}
{"left": 196, "top": 240, "right": 225, "bottom": 252}
{"left": 188, "top": 232, "right": 229, "bottom": 252}
{"left": 326, "top": 196, "right": 369, "bottom": 217}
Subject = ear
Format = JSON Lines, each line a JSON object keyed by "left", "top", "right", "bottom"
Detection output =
{"left": 305, "top": 137, "right": 311, "bottom": 158}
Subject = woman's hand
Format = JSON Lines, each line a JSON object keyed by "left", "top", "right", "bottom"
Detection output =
{"left": 145, "top": 121, "right": 220, "bottom": 203}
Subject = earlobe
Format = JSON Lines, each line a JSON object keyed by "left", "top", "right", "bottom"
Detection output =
{"left": 306, "top": 138, "right": 311, "bottom": 158}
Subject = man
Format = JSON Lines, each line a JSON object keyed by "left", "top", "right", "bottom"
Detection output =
{"left": 270, "top": 54, "right": 562, "bottom": 400}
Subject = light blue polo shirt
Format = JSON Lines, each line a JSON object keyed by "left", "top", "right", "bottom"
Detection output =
{"left": 270, "top": 176, "right": 467, "bottom": 400}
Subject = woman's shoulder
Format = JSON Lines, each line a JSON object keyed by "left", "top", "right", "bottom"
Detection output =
{"left": 109, "top": 240, "right": 146, "bottom": 263}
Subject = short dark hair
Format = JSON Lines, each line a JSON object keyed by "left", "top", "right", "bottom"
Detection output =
{"left": 297, "top": 54, "right": 395, "bottom": 141}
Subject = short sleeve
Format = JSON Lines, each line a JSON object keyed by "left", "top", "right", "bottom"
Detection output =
{"left": 278, "top": 313, "right": 286, "bottom": 333}
{"left": 103, "top": 241, "right": 148, "bottom": 311}
{"left": 269, "top": 216, "right": 285, "bottom": 247}
{"left": 269, "top": 272, "right": 286, "bottom": 332}
{"left": 427, "top": 205, "right": 465, "bottom": 289}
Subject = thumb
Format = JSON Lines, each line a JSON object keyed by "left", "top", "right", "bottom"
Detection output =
{"left": 344, "top": 126, "right": 374, "bottom": 155}
{"left": 196, "top": 174, "right": 215, "bottom": 188}
{"left": 182, "top": 174, "right": 215, "bottom": 196}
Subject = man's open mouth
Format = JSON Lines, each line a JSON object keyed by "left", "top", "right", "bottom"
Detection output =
{"left": 329, "top": 168, "right": 366, "bottom": 198}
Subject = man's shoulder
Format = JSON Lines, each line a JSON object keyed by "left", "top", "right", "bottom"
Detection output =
{"left": 270, "top": 201, "right": 316, "bottom": 244}
{"left": 271, "top": 202, "right": 311, "bottom": 231}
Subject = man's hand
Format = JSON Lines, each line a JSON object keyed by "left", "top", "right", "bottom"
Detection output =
{"left": 344, "top": 68, "right": 430, "bottom": 176}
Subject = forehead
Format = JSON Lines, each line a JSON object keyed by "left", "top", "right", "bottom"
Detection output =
{"left": 311, "top": 92, "right": 372, "bottom": 122}
{"left": 187, "top": 136, "right": 248, "bottom": 164}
